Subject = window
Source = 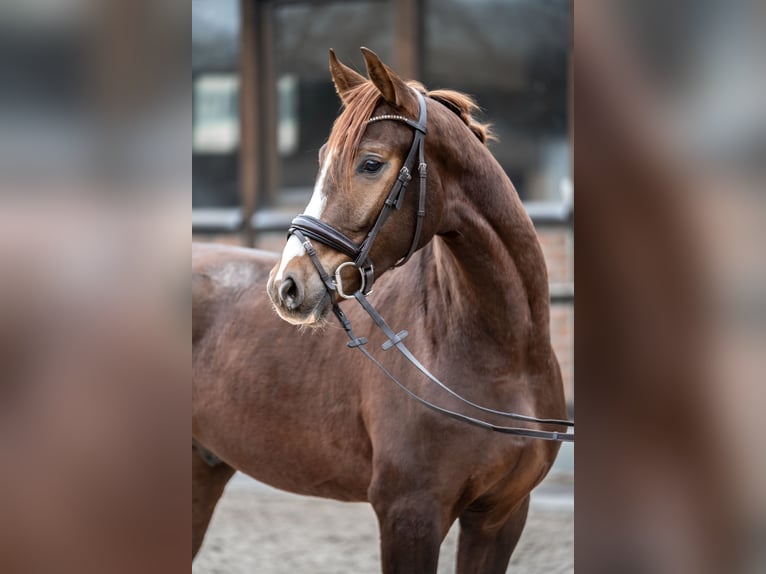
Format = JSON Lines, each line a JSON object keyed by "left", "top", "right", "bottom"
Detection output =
{"left": 193, "top": 74, "right": 240, "bottom": 154}
{"left": 424, "top": 0, "right": 571, "bottom": 202}
{"left": 192, "top": 0, "right": 240, "bottom": 209}
{"left": 271, "top": 1, "right": 394, "bottom": 204}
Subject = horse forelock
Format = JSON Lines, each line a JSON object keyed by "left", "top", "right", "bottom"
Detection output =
{"left": 325, "top": 82, "right": 383, "bottom": 187}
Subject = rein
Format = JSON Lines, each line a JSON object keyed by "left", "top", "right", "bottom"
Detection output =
{"left": 288, "top": 91, "right": 574, "bottom": 443}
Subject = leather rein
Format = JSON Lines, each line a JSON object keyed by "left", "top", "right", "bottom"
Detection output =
{"left": 288, "top": 91, "right": 574, "bottom": 443}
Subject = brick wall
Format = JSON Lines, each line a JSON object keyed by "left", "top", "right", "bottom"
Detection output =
{"left": 537, "top": 228, "right": 574, "bottom": 407}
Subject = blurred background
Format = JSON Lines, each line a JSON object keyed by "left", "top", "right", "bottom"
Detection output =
{"left": 191, "top": 0, "right": 572, "bottom": 222}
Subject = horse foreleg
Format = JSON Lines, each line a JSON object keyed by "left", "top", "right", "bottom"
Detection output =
{"left": 191, "top": 444, "right": 235, "bottom": 559}
{"left": 455, "top": 494, "right": 530, "bottom": 574}
{"left": 371, "top": 493, "right": 444, "bottom": 574}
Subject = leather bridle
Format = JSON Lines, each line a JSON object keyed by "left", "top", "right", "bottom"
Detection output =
{"left": 286, "top": 90, "right": 574, "bottom": 442}
{"left": 289, "top": 90, "right": 428, "bottom": 298}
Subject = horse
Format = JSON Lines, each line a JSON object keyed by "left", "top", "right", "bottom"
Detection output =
{"left": 192, "top": 47, "right": 568, "bottom": 573}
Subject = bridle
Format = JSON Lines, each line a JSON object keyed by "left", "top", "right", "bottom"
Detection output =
{"left": 286, "top": 90, "right": 574, "bottom": 442}
{"left": 290, "top": 90, "right": 428, "bottom": 298}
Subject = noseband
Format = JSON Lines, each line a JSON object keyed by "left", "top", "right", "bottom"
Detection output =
{"left": 282, "top": 90, "right": 574, "bottom": 442}
{"left": 288, "top": 90, "right": 428, "bottom": 298}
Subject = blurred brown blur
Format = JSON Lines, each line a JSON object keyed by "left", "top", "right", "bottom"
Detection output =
{"left": 0, "top": 0, "right": 189, "bottom": 573}
{"left": 0, "top": 201, "right": 189, "bottom": 574}
{"left": 575, "top": 1, "right": 765, "bottom": 573}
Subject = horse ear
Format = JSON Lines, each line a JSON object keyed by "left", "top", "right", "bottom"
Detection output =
{"left": 329, "top": 49, "right": 366, "bottom": 104}
{"left": 360, "top": 47, "right": 419, "bottom": 118}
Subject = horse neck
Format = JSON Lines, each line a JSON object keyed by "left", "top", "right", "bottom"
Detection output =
{"left": 427, "top": 137, "right": 552, "bottom": 366}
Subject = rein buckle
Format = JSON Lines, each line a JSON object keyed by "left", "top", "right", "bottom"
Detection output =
{"left": 381, "top": 330, "right": 409, "bottom": 350}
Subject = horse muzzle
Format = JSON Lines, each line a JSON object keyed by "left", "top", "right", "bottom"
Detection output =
{"left": 267, "top": 269, "right": 331, "bottom": 327}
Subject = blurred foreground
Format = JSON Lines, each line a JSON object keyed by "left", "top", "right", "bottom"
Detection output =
{"left": 576, "top": 1, "right": 765, "bottom": 573}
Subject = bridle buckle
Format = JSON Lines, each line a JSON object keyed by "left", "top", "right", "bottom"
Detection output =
{"left": 334, "top": 261, "right": 372, "bottom": 300}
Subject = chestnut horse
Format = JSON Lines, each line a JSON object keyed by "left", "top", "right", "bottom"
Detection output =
{"left": 192, "top": 48, "right": 568, "bottom": 573}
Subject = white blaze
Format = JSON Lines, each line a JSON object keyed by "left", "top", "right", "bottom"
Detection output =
{"left": 275, "top": 148, "right": 333, "bottom": 281}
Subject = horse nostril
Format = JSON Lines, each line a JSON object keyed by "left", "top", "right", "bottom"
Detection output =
{"left": 279, "top": 276, "right": 303, "bottom": 310}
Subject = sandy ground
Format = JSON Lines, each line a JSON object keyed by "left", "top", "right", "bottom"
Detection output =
{"left": 192, "top": 471, "right": 573, "bottom": 574}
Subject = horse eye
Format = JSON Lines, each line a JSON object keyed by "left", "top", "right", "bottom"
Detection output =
{"left": 361, "top": 159, "right": 383, "bottom": 174}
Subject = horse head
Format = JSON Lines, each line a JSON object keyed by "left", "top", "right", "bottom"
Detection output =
{"left": 267, "top": 48, "right": 447, "bottom": 326}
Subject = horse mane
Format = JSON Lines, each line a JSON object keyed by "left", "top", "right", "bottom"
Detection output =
{"left": 425, "top": 88, "right": 495, "bottom": 144}
{"left": 326, "top": 80, "right": 494, "bottom": 186}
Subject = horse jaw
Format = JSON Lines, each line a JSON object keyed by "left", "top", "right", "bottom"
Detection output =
{"left": 268, "top": 289, "right": 332, "bottom": 330}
